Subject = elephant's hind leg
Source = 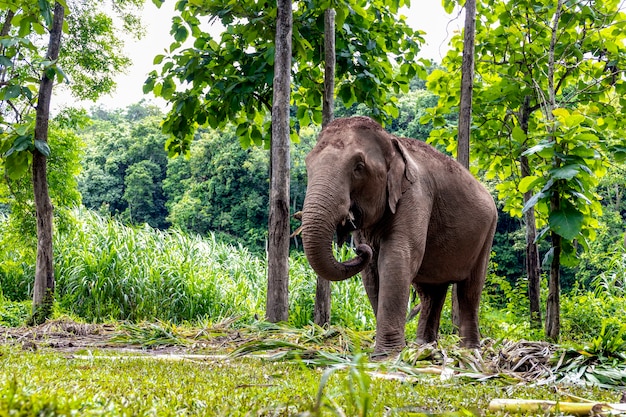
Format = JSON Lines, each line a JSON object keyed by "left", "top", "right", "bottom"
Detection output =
{"left": 456, "top": 237, "right": 493, "bottom": 348}
{"left": 456, "top": 279, "right": 482, "bottom": 348}
{"left": 415, "top": 282, "right": 449, "bottom": 344}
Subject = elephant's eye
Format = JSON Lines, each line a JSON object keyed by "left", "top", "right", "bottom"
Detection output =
{"left": 354, "top": 161, "right": 365, "bottom": 175}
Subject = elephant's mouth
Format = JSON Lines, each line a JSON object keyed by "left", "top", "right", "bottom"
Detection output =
{"left": 336, "top": 205, "right": 362, "bottom": 246}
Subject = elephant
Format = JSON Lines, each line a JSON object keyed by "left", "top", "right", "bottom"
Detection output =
{"left": 301, "top": 116, "right": 497, "bottom": 356}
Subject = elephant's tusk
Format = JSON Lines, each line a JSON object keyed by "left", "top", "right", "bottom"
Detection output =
{"left": 348, "top": 210, "right": 357, "bottom": 230}
{"left": 290, "top": 225, "right": 303, "bottom": 238}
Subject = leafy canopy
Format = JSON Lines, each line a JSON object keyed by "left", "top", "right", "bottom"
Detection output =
{"left": 0, "top": 0, "right": 145, "bottom": 181}
{"left": 145, "top": 0, "right": 425, "bottom": 154}
{"left": 424, "top": 0, "right": 626, "bottom": 264}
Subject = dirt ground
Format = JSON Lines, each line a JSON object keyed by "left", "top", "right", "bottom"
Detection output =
{"left": 0, "top": 319, "right": 244, "bottom": 356}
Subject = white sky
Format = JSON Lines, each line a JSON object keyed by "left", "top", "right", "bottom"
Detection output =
{"left": 54, "top": 2, "right": 462, "bottom": 111}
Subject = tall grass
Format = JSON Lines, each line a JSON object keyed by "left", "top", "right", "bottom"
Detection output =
{"left": 6, "top": 208, "right": 624, "bottom": 344}
{"left": 55, "top": 209, "right": 265, "bottom": 323}
{"left": 0, "top": 214, "right": 35, "bottom": 301}
{"left": 53, "top": 208, "right": 375, "bottom": 328}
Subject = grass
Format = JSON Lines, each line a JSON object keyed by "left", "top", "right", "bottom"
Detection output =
{"left": 3, "top": 319, "right": 625, "bottom": 416}
{"left": 0, "top": 333, "right": 622, "bottom": 416}
{"left": 43, "top": 208, "right": 373, "bottom": 329}
{"left": 2, "top": 209, "right": 626, "bottom": 414}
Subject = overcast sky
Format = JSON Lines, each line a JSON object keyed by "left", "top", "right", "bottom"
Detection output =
{"left": 55, "top": 2, "right": 462, "bottom": 111}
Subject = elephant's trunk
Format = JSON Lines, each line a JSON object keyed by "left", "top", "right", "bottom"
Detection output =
{"left": 301, "top": 182, "right": 372, "bottom": 281}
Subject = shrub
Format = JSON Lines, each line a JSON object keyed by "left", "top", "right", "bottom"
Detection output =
{"left": 0, "top": 296, "right": 31, "bottom": 327}
{"left": 560, "top": 291, "right": 626, "bottom": 343}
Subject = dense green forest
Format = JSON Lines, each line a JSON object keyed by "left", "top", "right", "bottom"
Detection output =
{"left": 2, "top": 91, "right": 624, "bottom": 339}
{"left": 2, "top": 0, "right": 626, "bottom": 414}
{"left": 0, "top": 0, "right": 625, "bottom": 343}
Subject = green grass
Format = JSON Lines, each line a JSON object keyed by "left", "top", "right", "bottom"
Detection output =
{"left": 45, "top": 208, "right": 374, "bottom": 329}
{"left": 2, "top": 208, "right": 626, "bottom": 347}
{"left": 0, "top": 341, "right": 621, "bottom": 417}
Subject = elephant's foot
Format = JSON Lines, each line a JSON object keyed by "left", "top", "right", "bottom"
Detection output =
{"left": 370, "top": 349, "right": 401, "bottom": 362}
{"left": 459, "top": 337, "right": 481, "bottom": 349}
{"left": 371, "top": 341, "right": 405, "bottom": 362}
{"left": 415, "top": 336, "right": 437, "bottom": 345}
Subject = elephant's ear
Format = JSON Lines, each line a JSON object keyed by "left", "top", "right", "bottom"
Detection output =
{"left": 387, "top": 138, "right": 419, "bottom": 214}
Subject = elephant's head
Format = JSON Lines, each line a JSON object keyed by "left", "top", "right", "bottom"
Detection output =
{"left": 301, "top": 116, "right": 418, "bottom": 281}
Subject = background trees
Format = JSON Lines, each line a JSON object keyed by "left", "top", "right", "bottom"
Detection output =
{"left": 424, "top": 0, "right": 626, "bottom": 340}
{"left": 0, "top": 0, "right": 624, "bottom": 342}
{"left": 0, "top": 0, "right": 145, "bottom": 322}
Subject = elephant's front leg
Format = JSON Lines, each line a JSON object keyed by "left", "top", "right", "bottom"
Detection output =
{"left": 373, "top": 246, "right": 414, "bottom": 356}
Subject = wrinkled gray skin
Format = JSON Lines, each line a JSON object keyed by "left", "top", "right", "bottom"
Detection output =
{"left": 301, "top": 116, "right": 497, "bottom": 356}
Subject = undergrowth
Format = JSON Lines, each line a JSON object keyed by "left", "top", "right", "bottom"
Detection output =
{"left": 1, "top": 320, "right": 625, "bottom": 416}
{"left": 1, "top": 208, "right": 625, "bottom": 349}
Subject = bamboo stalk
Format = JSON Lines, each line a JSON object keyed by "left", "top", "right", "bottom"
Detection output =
{"left": 488, "top": 399, "right": 626, "bottom": 416}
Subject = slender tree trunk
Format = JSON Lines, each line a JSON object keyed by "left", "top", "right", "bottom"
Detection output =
{"left": 519, "top": 96, "right": 541, "bottom": 329}
{"left": 457, "top": 0, "right": 475, "bottom": 169}
{"left": 313, "top": 8, "right": 336, "bottom": 327}
{"left": 544, "top": 0, "right": 564, "bottom": 342}
{"left": 266, "top": 0, "right": 293, "bottom": 323}
{"left": 522, "top": 157, "right": 542, "bottom": 329}
{"left": 322, "top": 9, "right": 335, "bottom": 127}
{"left": 546, "top": 194, "right": 561, "bottom": 341}
{"left": 30, "top": 2, "right": 64, "bottom": 325}
{"left": 453, "top": 0, "right": 476, "bottom": 331}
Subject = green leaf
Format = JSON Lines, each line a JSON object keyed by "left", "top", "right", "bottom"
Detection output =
{"left": 511, "top": 125, "right": 526, "bottom": 142}
{"left": 522, "top": 191, "right": 545, "bottom": 213}
{"left": 442, "top": 0, "right": 457, "bottom": 14}
{"left": 549, "top": 165, "right": 580, "bottom": 180}
{"left": 0, "top": 56, "right": 12, "bottom": 68}
{"left": 5, "top": 134, "right": 33, "bottom": 157}
{"left": 38, "top": 0, "right": 53, "bottom": 27}
{"left": 549, "top": 203, "right": 584, "bottom": 240}
{"left": 5, "top": 151, "right": 29, "bottom": 180}
{"left": 563, "top": 113, "right": 585, "bottom": 128}
{"left": 54, "top": 64, "right": 69, "bottom": 83}
{"left": 34, "top": 140, "right": 51, "bottom": 157}
{"left": 518, "top": 175, "right": 540, "bottom": 193}
{"left": 143, "top": 76, "right": 155, "bottom": 94}
{"left": 574, "top": 132, "right": 598, "bottom": 142}
{"left": 612, "top": 146, "right": 626, "bottom": 162}
{"left": 523, "top": 141, "right": 554, "bottom": 158}
{"left": 2, "top": 84, "right": 21, "bottom": 100}
{"left": 173, "top": 25, "right": 188, "bottom": 43}
{"left": 570, "top": 146, "right": 596, "bottom": 158}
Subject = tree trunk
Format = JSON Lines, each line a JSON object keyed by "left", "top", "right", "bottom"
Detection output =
{"left": 544, "top": 0, "right": 564, "bottom": 342}
{"left": 313, "top": 7, "right": 336, "bottom": 327}
{"left": 457, "top": 0, "right": 476, "bottom": 169}
{"left": 522, "top": 161, "right": 542, "bottom": 329}
{"left": 545, "top": 194, "right": 561, "bottom": 341}
{"left": 519, "top": 95, "right": 542, "bottom": 330}
{"left": 266, "top": 0, "right": 292, "bottom": 323}
{"left": 453, "top": 0, "right": 476, "bottom": 331}
{"left": 30, "top": 2, "right": 64, "bottom": 325}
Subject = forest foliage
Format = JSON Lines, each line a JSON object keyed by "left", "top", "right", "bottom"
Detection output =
{"left": 0, "top": 0, "right": 625, "bottom": 344}
{"left": 1, "top": 93, "right": 624, "bottom": 343}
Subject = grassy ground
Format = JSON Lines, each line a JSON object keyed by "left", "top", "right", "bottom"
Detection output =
{"left": 2, "top": 345, "right": 619, "bottom": 417}
{"left": 1, "top": 320, "right": 623, "bottom": 416}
